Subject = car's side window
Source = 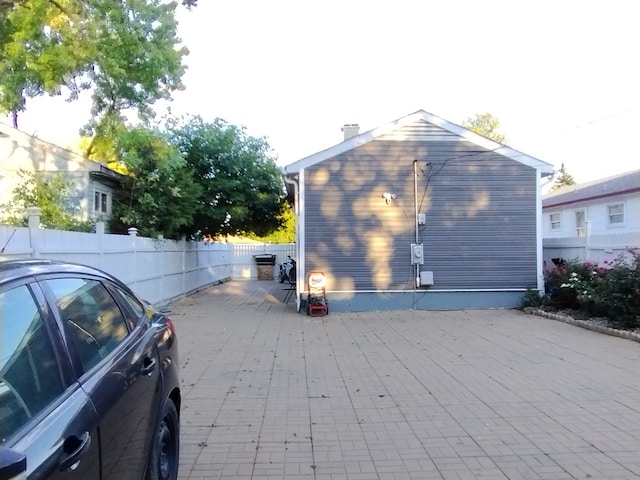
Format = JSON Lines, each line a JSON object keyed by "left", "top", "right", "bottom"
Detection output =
{"left": 46, "top": 278, "right": 129, "bottom": 373}
{"left": 0, "top": 285, "right": 64, "bottom": 442}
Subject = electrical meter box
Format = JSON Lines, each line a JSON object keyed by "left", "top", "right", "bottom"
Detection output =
{"left": 411, "top": 243, "right": 424, "bottom": 265}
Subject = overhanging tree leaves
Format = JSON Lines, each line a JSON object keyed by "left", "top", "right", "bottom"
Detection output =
{"left": 167, "top": 117, "right": 287, "bottom": 237}
{"left": 110, "top": 126, "right": 201, "bottom": 239}
{"left": 462, "top": 112, "right": 508, "bottom": 144}
{"left": 0, "top": 0, "right": 187, "bottom": 151}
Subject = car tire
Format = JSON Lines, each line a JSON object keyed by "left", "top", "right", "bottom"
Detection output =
{"left": 146, "top": 399, "right": 179, "bottom": 480}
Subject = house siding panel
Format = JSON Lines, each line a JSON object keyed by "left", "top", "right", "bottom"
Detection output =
{"left": 303, "top": 138, "right": 538, "bottom": 293}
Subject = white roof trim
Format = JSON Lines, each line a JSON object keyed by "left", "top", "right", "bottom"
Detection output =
{"left": 283, "top": 110, "right": 554, "bottom": 175}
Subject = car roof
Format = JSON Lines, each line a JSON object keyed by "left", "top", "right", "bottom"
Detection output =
{"left": 0, "top": 258, "right": 119, "bottom": 286}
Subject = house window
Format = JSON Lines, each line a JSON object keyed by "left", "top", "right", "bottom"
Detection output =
{"left": 575, "top": 210, "right": 586, "bottom": 237}
{"left": 549, "top": 212, "right": 561, "bottom": 230}
{"left": 608, "top": 203, "right": 624, "bottom": 225}
{"left": 94, "top": 190, "right": 109, "bottom": 214}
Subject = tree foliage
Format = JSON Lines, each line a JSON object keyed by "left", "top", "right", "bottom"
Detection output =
{"left": 0, "top": 170, "right": 92, "bottom": 231}
{"left": 462, "top": 113, "right": 508, "bottom": 144}
{"left": 0, "top": 0, "right": 187, "bottom": 148}
{"left": 167, "top": 117, "right": 287, "bottom": 237}
{"left": 248, "top": 202, "right": 295, "bottom": 244}
{"left": 109, "top": 126, "right": 201, "bottom": 239}
{"left": 551, "top": 163, "right": 576, "bottom": 190}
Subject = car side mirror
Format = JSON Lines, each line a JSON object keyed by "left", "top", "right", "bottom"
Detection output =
{"left": 0, "top": 446, "right": 26, "bottom": 480}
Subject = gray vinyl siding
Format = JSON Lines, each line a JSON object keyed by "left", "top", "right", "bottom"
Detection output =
{"left": 303, "top": 136, "right": 538, "bottom": 292}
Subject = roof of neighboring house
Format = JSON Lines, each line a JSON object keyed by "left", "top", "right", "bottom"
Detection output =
{"left": 0, "top": 121, "right": 123, "bottom": 184}
{"left": 542, "top": 169, "right": 640, "bottom": 209}
{"left": 283, "top": 109, "right": 554, "bottom": 176}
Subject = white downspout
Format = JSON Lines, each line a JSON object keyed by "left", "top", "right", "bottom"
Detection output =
{"left": 536, "top": 169, "right": 546, "bottom": 294}
{"left": 284, "top": 173, "right": 301, "bottom": 311}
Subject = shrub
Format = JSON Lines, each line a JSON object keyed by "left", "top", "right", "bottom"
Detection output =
{"left": 597, "top": 249, "right": 640, "bottom": 328}
{"left": 533, "top": 249, "right": 640, "bottom": 329}
{"left": 521, "top": 288, "right": 547, "bottom": 308}
{"left": 543, "top": 261, "right": 582, "bottom": 309}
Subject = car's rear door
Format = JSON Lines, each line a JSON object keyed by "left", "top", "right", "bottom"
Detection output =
{"left": 0, "top": 279, "right": 100, "bottom": 480}
{"left": 42, "top": 275, "right": 163, "bottom": 480}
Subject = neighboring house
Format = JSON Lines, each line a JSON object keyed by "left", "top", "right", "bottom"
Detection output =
{"left": 283, "top": 110, "right": 554, "bottom": 312}
{"left": 542, "top": 169, "right": 640, "bottom": 266}
{"left": 0, "top": 122, "right": 123, "bottom": 225}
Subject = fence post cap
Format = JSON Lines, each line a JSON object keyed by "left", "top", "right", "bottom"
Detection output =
{"left": 26, "top": 206, "right": 42, "bottom": 215}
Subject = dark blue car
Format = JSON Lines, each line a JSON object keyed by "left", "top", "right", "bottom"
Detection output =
{"left": 0, "top": 259, "right": 180, "bottom": 480}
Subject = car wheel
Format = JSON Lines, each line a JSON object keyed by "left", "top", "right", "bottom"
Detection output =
{"left": 147, "top": 399, "right": 179, "bottom": 480}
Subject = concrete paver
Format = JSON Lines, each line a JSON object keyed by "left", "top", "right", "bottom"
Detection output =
{"left": 168, "top": 280, "right": 640, "bottom": 480}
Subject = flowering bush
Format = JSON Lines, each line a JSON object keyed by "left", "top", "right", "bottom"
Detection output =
{"left": 524, "top": 248, "right": 639, "bottom": 329}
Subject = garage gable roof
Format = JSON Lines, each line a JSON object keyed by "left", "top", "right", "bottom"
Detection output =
{"left": 283, "top": 110, "right": 554, "bottom": 176}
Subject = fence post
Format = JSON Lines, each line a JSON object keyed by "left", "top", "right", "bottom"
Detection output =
{"left": 585, "top": 220, "right": 592, "bottom": 262}
{"left": 128, "top": 227, "right": 138, "bottom": 288}
{"left": 26, "top": 206, "right": 41, "bottom": 258}
{"left": 181, "top": 236, "right": 186, "bottom": 295}
{"left": 158, "top": 234, "right": 165, "bottom": 305}
{"left": 96, "top": 221, "right": 105, "bottom": 269}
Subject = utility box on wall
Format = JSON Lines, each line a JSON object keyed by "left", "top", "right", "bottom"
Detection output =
{"left": 419, "top": 270, "right": 434, "bottom": 286}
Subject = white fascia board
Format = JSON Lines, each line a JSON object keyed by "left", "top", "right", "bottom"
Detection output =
{"left": 283, "top": 110, "right": 554, "bottom": 176}
{"left": 423, "top": 112, "right": 555, "bottom": 175}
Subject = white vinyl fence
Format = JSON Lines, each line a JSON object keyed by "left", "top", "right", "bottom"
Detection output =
{"left": 0, "top": 220, "right": 294, "bottom": 307}
{"left": 543, "top": 232, "right": 638, "bottom": 268}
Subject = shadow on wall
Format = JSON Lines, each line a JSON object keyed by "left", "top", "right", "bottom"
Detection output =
{"left": 303, "top": 138, "right": 536, "bottom": 293}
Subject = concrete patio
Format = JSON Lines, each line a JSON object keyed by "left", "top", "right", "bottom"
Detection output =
{"left": 169, "top": 280, "right": 640, "bottom": 480}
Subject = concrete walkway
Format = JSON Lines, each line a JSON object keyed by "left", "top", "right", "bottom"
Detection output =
{"left": 169, "top": 280, "right": 640, "bottom": 480}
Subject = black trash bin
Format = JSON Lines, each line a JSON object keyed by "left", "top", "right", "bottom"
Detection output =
{"left": 254, "top": 254, "right": 276, "bottom": 280}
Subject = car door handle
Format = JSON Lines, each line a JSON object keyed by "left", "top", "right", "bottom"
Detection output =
{"left": 141, "top": 357, "right": 157, "bottom": 376}
{"left": 58, "top": 432, "right": 91, "bottom": 472}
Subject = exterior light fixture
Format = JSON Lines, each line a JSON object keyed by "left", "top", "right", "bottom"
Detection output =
{"left": 382, "top": 192, "right": 397, "bottom": 204}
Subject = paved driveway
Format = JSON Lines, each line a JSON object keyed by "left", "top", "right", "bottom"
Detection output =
{"left": 169, "top": 280, "right": 640, "bottom": 480}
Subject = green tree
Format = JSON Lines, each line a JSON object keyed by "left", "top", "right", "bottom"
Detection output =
{"left": 167, "top": 117, "right": 287, "bottom": 237}
{"left": 462, "top": 113, "right": 508, "bottom": 144}
{"left": 0, "top": 0, "right": 187, "bottom": 152}
{"left": 110, "top": 126, "right": 201, "bottom": 239}
{"left": 249, "top": 203, "right": 296, "bottom": 244}
{"left": 551, "top": 163, "right": 576, "bottom": 190}
{"left": 0, "top": 170, "right": 92, "bottom": 231}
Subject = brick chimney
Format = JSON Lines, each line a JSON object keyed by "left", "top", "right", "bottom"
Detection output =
{"left": 341, "top": 123, "right": 360, "bottom": 141}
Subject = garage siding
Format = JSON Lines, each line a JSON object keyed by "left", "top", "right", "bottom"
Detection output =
{"left": 302, "top": 136, "right": 538, "bottom": 292}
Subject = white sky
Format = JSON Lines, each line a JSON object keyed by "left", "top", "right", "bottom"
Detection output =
{"left": 7, "top": 0, "right": 640, "bottom": 183}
